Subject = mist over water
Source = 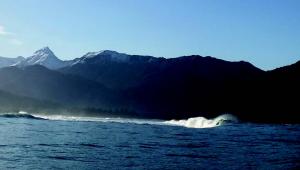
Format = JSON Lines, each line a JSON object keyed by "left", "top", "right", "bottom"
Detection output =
{"left": 0, "top": 112, "right": 299, "bottom": 169}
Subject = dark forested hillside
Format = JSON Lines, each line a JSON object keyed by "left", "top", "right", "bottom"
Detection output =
{"left": 0, "top": 50, "right": 299, "bottom": 123}
{"left": 0, "top": 65, "right": 124, "bottom": 110}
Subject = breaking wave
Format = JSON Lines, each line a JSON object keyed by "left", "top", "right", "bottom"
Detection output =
{"left": 0, "top": 112, "right": 237, "bottom": 128}
{"left": 164, "top": 114, "right": 238, "bottom": 128}
{"left": 31, "top": 114, "right": 164, "bottom": 125}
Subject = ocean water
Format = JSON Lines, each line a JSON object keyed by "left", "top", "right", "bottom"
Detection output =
{"left": 0, "top": 113, "right": 299, "bottom": 170}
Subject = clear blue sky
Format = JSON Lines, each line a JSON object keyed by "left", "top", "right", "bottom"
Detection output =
{"left": 0, "top": 0, "right": 299, "bottom": 70}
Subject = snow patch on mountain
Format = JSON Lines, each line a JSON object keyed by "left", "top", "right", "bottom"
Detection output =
{"left": 16, "top": 47, "right": 67, "bottom": 69}
{"left": 70, "top": 50, "right": 130, "bottom": 66}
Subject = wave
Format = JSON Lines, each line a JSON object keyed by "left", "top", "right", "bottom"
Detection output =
{"left": 0, "top": 113, "right": 164, "bottom": 126}
{"left": 0, "top": 113, "right": 45, "bottom": 120}
{"left": 164, "top": 114, "right": 238, "bottom": 128}
{"left": 32, "top": 114, "right": 164, "bottom": 125}
{"left": 0, "top": 112, "right": 237, "bottom": 128}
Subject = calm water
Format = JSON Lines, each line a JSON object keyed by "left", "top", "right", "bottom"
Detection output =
{"left": 0, "top": 114, "right": 299, "bottom": 170}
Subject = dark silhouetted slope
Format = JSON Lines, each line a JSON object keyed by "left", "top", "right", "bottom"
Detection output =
{"left": 0, "top": 65, "right": 123, "bottom": 110}
{"left": 0, "top": 47, "right": 299, "bottom": 123}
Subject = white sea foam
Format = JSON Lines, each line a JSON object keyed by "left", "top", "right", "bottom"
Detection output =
{"left": 164, "top": 114, "right": 238, "bottom": 128}
{"left": 31, "top": 114, "right": 164, "bottom": 125}
{"left": 1, "top": 112, "right": 237, "bottom": 128}
{"left": 34, "top": 113, "right": 237, "bottom": 128}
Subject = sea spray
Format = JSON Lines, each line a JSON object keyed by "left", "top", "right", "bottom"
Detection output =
{"left": 164, "top": 114, "right": 238, "bottom": 128}
{"left": 0, "top": 112, "right": 237, "bottom": 128}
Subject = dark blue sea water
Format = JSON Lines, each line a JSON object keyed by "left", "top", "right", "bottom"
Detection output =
{"left": 0, "top": 114, "right": 299, "bottom": 169}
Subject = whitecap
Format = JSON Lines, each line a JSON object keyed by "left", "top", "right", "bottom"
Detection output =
{"left": 164, "top": 114, "right": 238, "bottom": 128}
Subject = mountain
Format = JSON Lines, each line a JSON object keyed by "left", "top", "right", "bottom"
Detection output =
{"left": 61, "top": 51, "right": 263, "bottom": 90}
{"left": 123, "top": 56, "right": 264, "bottom": 119}
{"left": 0, "top": 47, "right": 299, "bottom": 123}
{"left": 0, "top": 56, "right": 24, "bottom": 68}
{"left": 60, "top": 51, "right": 266, "bottom": 119}
{"left": 70, "top": 50, "right": 135, "bottom": 66}
{"left": 60, "top": 50, "right": 162, "bottom": 89}
{"left": 0, "top": 65, "right": 125, "bottom": 111}
{"left": 258, "top": 61, "right": 300, "bottom": 122}
{"left": 60, "top": 51, "right": 300, "bottom": 122}
{"left": 15, "top": 47, "right": 67, "bottom": 69}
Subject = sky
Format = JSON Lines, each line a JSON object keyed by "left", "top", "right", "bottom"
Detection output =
{"left": 0, "top": 0, "right": 299, "bottom": 70}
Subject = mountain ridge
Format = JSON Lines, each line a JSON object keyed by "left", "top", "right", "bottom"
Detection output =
{"left": 1, "top": 46, "right": 269, "bottom": 70}
{"left": 2, "top": 47, "right": 297, "bottom": 71}
{"left": 0, "top": 47, "right": 299, "bottom": 123}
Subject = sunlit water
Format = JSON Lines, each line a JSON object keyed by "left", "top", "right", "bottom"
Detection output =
{"left": 0, "top": 113, "right": 299, "bottom": 169}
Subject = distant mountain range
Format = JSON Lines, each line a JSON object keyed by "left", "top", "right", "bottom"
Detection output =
{"left": 0, "top": 47, "right": 299, "bottom": 123}
{"left": 0, "top": 56, "right": 24, "bottom": 68}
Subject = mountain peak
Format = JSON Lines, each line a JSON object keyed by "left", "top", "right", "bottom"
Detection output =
{"left": 15, "top": 46, "right": 66, "bottom": 69}
{"left": 33, "top": 46, "right": 54, "bottom": 56}
{"left": 40, "top": 46, "right": 51, "bottom": 50}
{"left": 99, "top": 50, "right": 120, "bottom": 55}
{"left": 83, "top": 50, "right": 120, "bottom": 58}
{"left": 80, "top": 50, "right": 130, "bottom": 63}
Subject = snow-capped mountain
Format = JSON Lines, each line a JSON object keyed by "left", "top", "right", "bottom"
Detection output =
{"left": 0, "top": 56, "right": 25, "bottom": 68}
{"left": 70, "top": 50, "right": 131, "bottom": 66}
{"left": 85, "top": 50, "right": 129, "bottom": 61}
{"left": 69, "top": 50, "right": 158, "bottom": 67}
{"left": 8, "top": 47, "right": 155, "bottom": 69}
{"left": 16, "top": 47, "right": 67, "bottom": 69}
